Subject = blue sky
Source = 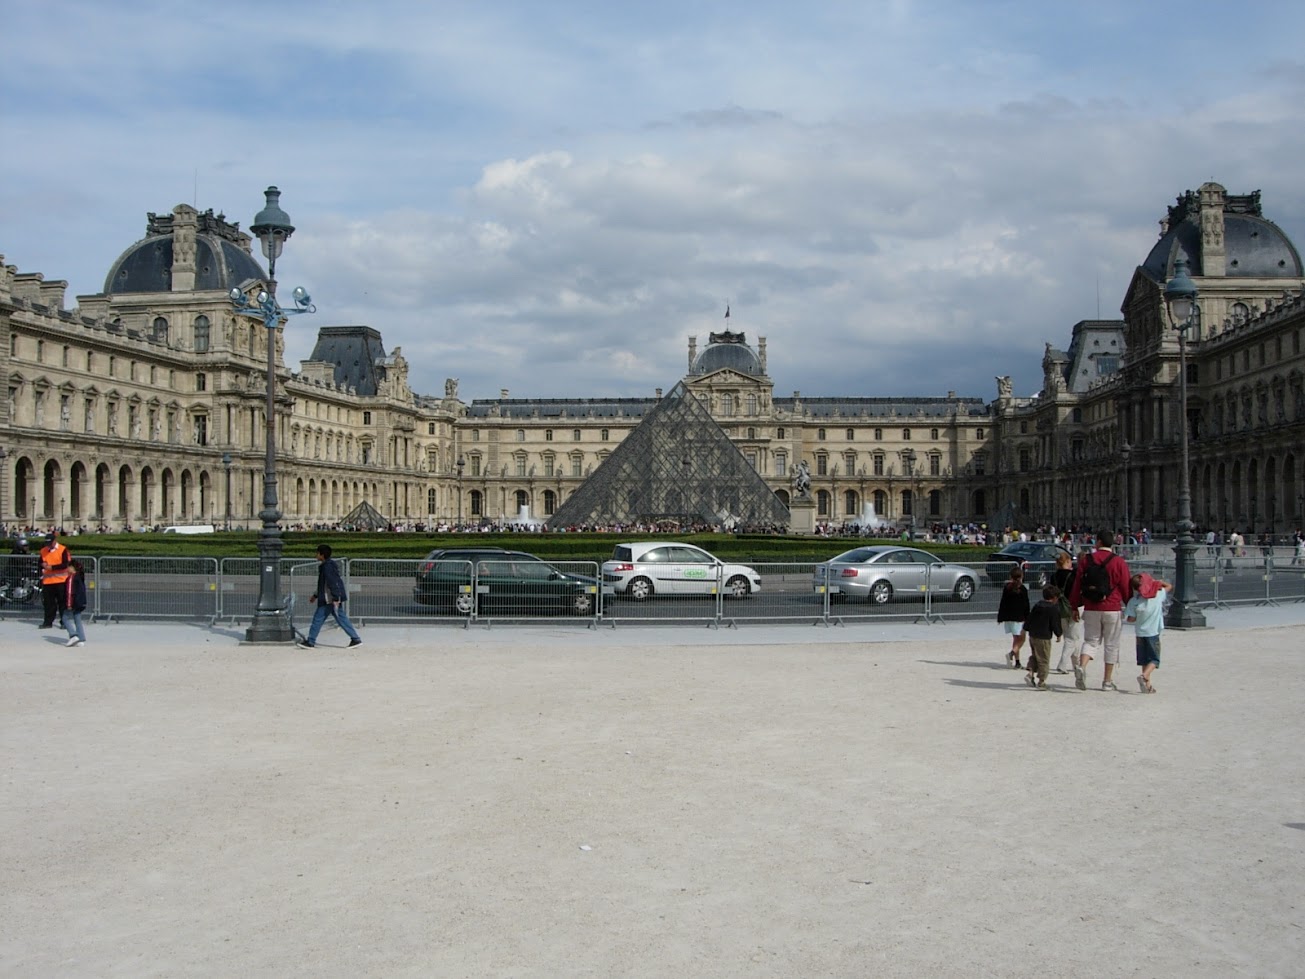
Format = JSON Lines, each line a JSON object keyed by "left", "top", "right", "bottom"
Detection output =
{"left": 4, "top": 0, "right": 1305, "bottom": 404}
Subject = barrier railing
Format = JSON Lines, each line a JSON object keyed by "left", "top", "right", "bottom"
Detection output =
{"left": 7, "top": 548, "right": 1303, "bottom": 629}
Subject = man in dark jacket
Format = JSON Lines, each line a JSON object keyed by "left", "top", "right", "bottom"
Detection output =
{"left": 300, "top": 544, "right": 362, "bottom": 648}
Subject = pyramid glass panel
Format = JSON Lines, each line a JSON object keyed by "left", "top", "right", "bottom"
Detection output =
{"left": 547, "top": 382, "right": 791, "bottom": 530}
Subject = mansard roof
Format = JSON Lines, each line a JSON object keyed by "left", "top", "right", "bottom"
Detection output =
{"left": 1140, "top": 184, "right": 1302, "bottom": 283}
{"left": 103, "top": 207, "right": 266, "bottom": 294}
{"left": 305, "top": 326, "right": 388, "bottom": 396}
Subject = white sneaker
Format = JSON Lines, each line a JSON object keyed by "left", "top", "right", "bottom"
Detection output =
{"left": 65, "top": 636, "right": 80, "bottom": 647}
{"left": 1101, "top": 680, "right": 1118, "bottom": 692}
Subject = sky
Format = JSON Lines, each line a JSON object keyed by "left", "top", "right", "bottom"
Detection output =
{"left": 4, "top": 0, "right": 1305, "bottom": 405}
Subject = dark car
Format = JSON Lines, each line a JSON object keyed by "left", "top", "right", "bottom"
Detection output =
{"left": 412, "top": 547, "right": 597, "bottom": 616}
{"left": 984, "top": 541, "right": 1073, "bottom": 587}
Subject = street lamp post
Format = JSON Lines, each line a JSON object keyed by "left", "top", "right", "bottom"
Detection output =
{"left": 229, "top": 186, "right": 316, "bottom": 643}
{"left": 222, "top": 452, "right": 233, "bottom": 532}
{"left": 456, "top": 456, "right": 465, "bottom": 529}
{"left": 60, "top": 497, "right": 65, "bottom": 532}
{"left": 1162, "top": 257, "right": 1206, "bottom": 629}
{"left": 1121, "top": 442, "right": 1132, "bottom": 546}
{"left": 1080, "top": 498, "right": 1088, "bottom": 533}
{"left": 0, "top": 445, "right": 7, "bottom": 533}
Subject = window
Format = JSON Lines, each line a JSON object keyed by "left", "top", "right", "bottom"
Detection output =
{"left": 152, "top": 316, "right": 169, "bottom": 342}
{"left": 929, "top": 455, "right": 940, "bottom": 476}
{"left": 86, "top": 352, "right": 94, "bottom": 371}
{"left": 62, "top": 345, "right": 70, "bottom": 367}
{"left": 515, "top": 456, "right": 527, "bottom": 476}
{"left": 975, "top": 428, "right": 984, "bottom": 440}
{"left": 902, "top": 428, "right": 911, "bottom": 440}
{"left": 775, "top": 451, "right": 787, "bottom": 477}
{"left": 571, "top": 456, "right": 582, "bottom": 477}
{"left": 545, "top": 429, "right": 553, "bottom": 441}
{"left": 1019, "top": 448, "right": 1031, "bottom": 472}
{"left": 150, "top": 366, "right": 157, "bottom": 385}
{"left": 1019, "top": 421, "right": 1028, "bottom": 434}
{"left": 37, "top": 340, "right": 45, "bottom": 361}
{"left": 874, "top": 428, "right": 882, "bottom": 441}
{"left": 747, "top": 427, "right": 756, "bottom": 440}
{"left": 746, "top": 451, "right": 758, "bottom": 471}
{"left": 844, "top": 452, "right": 855, "bottom": 473}
{"left": 816, "top": 455, "right": 828, "bottom": 476}
{"left": 363, "top": 411, "right": 372, "bottom": 425}
{"left": 930, "top": 428, "right": 939, "bottom": 440}
{"left": 194, "top": 315, "right": 210, "bottom": 352}
{"left": 846, "top": 428, "right": 855, "bottom": 441}
{"left": 194, "top": 415, "right": 208, "bottom": 446}
{"left": 196, "top": 373, "right": 207, "bottom": 392}
{"left": 130, "top": 361, "right": 136, "bottom": 381}
{"left": 427, "top": 489, "right": 437, "bottom": 514}
{"left": 572, "top": 429, "right": 581, "bottom": 441}
{"left": 746, "top": 394, "right": 757, "bottom": 415}
{"left": 721, "top": 394, "right": 734, "bottom": 417}
{"left": 601, "top": 429, "right": 609, "bottom": 441}
{"left": 516, "top": 429, "right": 525, "bottom": 442}
{"left": 818, "top": 428, "right": 826, "bottom": 440}
{"left": 543, "top": 456, "right": 555, "bottom": 476}
{"left": 428, "top": 422, "right": 436, "bottom": 435}
{"left": 873, "top": 454, "right": 884, "bottom": 476}
{"left": 777, "top": 427, "right": 785, "bottom": 439}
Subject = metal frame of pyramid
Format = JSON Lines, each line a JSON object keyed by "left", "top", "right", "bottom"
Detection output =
{"left": 340, "top": 499, "right": 389, "bottom": 531}
{"left": 546, "top": 382, "right": 791, "bottom": 530}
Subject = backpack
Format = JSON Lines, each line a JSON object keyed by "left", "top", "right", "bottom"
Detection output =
{"left": 1080, "top": 553, "right": 1115, "bottom": 604}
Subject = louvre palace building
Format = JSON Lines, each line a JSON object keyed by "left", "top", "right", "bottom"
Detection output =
{"left": 2, "top": 181, "right": 1303, "bottom": 535}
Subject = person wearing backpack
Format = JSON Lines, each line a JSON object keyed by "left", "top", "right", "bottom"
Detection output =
{"left": 1067, "top": 530, "right": 1133, "bottom": 691}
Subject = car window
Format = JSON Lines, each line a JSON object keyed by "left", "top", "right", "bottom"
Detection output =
{"left": 672, "top": 546, "right": 715, "bottom": 564}
{"left": 611, "top": 546, "right": 632, "bottom": 561}
{"left": 836, "top": 548, "right": 875, "bottom": 563}
{"left": 640, "top": 547, "right": 671, "bottom": 563}
{"left": 513, "top": 561, "right": 553, "bottom": 580}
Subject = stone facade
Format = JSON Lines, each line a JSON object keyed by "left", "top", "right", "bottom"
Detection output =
{"left": 2, "top": 183, "right": 1303, "bottom": 534}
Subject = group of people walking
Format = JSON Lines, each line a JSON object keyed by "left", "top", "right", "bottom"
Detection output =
{"left": 998, "top": 530, "right": 1168, "bottom": 694}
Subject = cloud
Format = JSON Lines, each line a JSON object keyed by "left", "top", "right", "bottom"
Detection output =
{"left": 4, "top": 0, "right": 1305, "bottom": 407}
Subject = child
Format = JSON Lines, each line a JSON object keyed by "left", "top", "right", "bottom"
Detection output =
{"left": 62, "top": 559, "right": 88, "bottom": 648}
{"left": 1022, "top": 584, "right": 1064, "bottom": 688}
{"left": 996, "top": 566, "right": 1030, "bottom": 668}
{"left": 1050, "top": 550, "right": 1080, "bottom": 674}
{"left": 1124, "top": 573, "right": 1171, "bottom": 693}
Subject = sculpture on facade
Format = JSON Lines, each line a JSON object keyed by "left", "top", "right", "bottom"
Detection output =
{"left": 792, "top": 460, "right": 812, "bottom": 498}
{"left": 996, "top": 375, "right": 1013, "bottom": 399}
{"left": 445, "top": 377, "right": 459, "bottom": 398}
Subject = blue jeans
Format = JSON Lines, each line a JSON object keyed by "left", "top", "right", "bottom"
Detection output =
{"left": 306, "top": 600, "right": 361, "bottom": 643}
{"left": 62, "top": 608, "right": 86, "bottom": 642}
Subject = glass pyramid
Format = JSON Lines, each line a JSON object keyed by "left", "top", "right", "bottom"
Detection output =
{"left": 547, "top": 382, "right": 791, "bottom": 530}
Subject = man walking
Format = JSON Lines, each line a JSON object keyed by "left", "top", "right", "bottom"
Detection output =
{"left": 1068, "top": 530, "right": 1133, "bottom": 691}
{"left": 300, "top": 544, "right": 362, "bottom": 649}
{"left": 38, "top": 532, "right": 72, "bottom": 630}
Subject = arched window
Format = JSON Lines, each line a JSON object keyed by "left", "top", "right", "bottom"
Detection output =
{"left": 874, "top": 428, "right": 883, "bottom": 440}
{"left": 817, "top": 428, "right": 826, "bottom": 441}
{"left": 515, "top": 429, "right": 525, "bottom": 442}
{"left": 845, "top": 428, "right": 854, "bottom": 440}
{"left": 902, "top": 428, "right": 911, "bottom": 440}
{"left": 777, "top": 427, "right": 785, "bottom": 439}
{"left": 817, "top": 489, "right": 830, "bottom": 516}
{"left": 194, "top": 315, "right": 210, "bottom": 353}
{"left": 153, "top": 316, "right": 169, "bottom": 342}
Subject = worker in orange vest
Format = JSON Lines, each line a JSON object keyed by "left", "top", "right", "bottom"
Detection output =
{"left": 39, "top": 532, "right": 73, "bottom": 629}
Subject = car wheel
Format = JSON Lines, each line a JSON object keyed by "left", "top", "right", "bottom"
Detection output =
{"left": 570, "top": 592, "right": 595, "bottom": 616}
{"left": 725, "top": 575, "right": 751, "bottom": 598}
{"left": 869, "top": 580, "right": 893, "bottom": 605}
{"left": 952, "top": 577, "right": 976, "bottom": 602}
{"left": 627, "top": 577, "right": 654, "bottom": 601}
{"left": 453, "top": 592, "right": 475, "bottom": 615}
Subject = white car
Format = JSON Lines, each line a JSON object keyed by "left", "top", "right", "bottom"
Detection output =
{"left": 602, "top": 542, "right": 762, "bottom": 600}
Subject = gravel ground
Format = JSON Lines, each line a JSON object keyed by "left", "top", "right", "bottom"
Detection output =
{"left": 3, "top": 609, "right": 1303, "bottom": 978}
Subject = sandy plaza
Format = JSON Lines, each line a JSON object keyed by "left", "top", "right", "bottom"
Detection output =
{"left": 3, "top": 607, "right": 1303, "bottom": 978}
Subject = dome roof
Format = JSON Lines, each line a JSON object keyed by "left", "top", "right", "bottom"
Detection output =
{"left": 690, "top": 330, "right": 764, "bottom": 377}
{"left": 1141, "top": 184, "right": 1302, "bottom": 281}
{"left": 103, "top": 206, "right": 267, "bottom": 294}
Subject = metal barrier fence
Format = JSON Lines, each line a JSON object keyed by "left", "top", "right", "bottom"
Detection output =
{"left": 4, "top": 549, "right": 1302, "bottom": 630}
